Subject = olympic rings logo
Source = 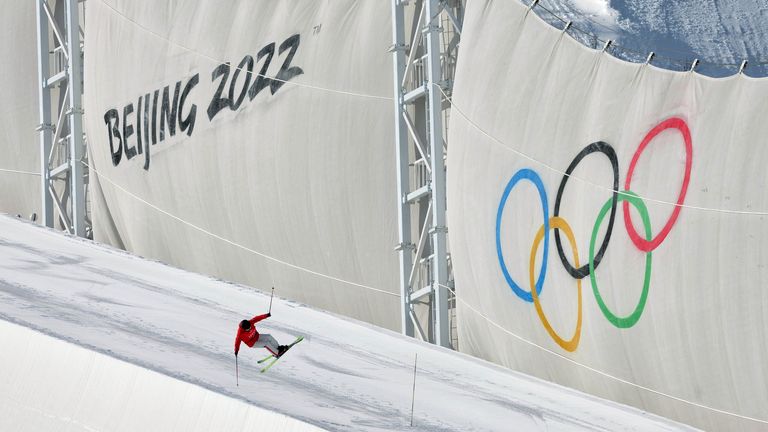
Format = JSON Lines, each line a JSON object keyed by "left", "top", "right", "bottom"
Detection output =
{"left": 495, "top": 117, "right": 693, "bottom": 352}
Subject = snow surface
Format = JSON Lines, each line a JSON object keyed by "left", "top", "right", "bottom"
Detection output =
{"left": 0, "top": 215, "right": 697, "bottom": 431}
{"left": 532, "top": 0, "right": 768, "bottom": 76}
{"left": 0, "top": 319, "right": 324, "bottom": 432}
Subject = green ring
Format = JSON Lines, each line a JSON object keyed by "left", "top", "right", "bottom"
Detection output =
{"left": 589, "top": 190, "right": 652, "bottom": 328}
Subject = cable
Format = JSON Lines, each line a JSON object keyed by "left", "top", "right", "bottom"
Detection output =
{"left": 436, "top": 84, "right": 768, "bottom": 216}
{"left": 531, "top": 0, "right": 768, "bottom": 70}
{"left": 439, "top": 282, "right": 767, "bottom": 425}
{"left": 84, "top": 143, "right": 765, "bottom": 423}
{"left": 82, "top": 1, "right": 766, "bottom": 420}
{"left": 96, "top": 0, "right": 393, "bottom": 102}
{"left": 81, "top": 159, "right": 399, "bottom": 299}
{"left": 0, "top": 168, "right": 40, "bottom": 176}
{"left": 533, "top": 0, "right": 768, "bottom": 71}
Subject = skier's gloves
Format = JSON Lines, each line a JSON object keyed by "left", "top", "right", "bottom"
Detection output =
{"left": 266, "top": 312, "right": 271, "bottom": 318}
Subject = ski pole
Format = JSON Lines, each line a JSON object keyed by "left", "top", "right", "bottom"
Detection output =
{"left": 268, "top": 286, "right": 275, "bottom": 314}
{"left": 236, "top": 354, "right": 239, "bottom": 387}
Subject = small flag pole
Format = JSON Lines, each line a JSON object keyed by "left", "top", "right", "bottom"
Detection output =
{"left": 410, "top": 353, "right": 418, "bottom": 426}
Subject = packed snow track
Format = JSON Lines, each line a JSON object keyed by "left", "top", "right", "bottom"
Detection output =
{"left": 0, "top": 216, "right": 695, "bottom": 431}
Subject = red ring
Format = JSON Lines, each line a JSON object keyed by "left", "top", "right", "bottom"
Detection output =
{"left": 623, "top": 117, "right": 692, "bottom": 252}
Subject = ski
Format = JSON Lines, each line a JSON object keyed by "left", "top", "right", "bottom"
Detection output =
{"left": 260, "top": 356, "right": 280, "bottom": 373}
{"left": 260, "top": 336, "right": 304, "bottom": 373}
{"left": 257, "top": 354, "right": 273, "bottom": 364}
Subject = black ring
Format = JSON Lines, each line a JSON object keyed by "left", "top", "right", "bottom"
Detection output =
{"left": 553, "top": 141, "right": 619, "bottom": 279}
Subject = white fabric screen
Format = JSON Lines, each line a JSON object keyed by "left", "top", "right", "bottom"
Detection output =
{"left": 0, "top": 2, "right": 41, "bottom": 220}
{"left": 448, "top": 1, "right": 768, "bottom": 430}
{"left": 84, "top": 0, "right": 400, "bottom": 329}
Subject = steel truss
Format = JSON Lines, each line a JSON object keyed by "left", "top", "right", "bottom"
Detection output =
{"left": 36, "top": 0, "right": 89, "bottom": 238}
{"left": 391, "top": 0, "right": 463, "bottom": 348}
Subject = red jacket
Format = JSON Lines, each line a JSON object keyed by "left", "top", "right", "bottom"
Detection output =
{"left": 234, "top": 313, "right": 270, "bottom": 355}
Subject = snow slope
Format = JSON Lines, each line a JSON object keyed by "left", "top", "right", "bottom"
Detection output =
{"left": 0, "top": 215, "right": 696, "bottom": 431}
{"left": 0, "top": 320, "right": 323, "bottom": 432}
{"left": 532, "top": 0, "right": 768, "bottom": 76}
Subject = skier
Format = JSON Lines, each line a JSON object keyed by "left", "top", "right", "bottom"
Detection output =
{"left": 234, "top": 313, "right": 289, "bottom": 358}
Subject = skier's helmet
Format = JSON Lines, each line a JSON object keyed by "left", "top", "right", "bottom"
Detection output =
{"left": 240, "top": 320, "right": 252, "bottom": 330}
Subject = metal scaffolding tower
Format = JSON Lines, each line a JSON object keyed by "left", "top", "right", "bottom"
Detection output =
{"left": 35, "top": 0, "right": 89, "bottom": 238}
{"left": 391, "top": 0, "right": 463, "bottom": 348}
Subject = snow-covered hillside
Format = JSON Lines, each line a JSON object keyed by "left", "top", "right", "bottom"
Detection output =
{"left": 0, "top": 216, "right": 696, "bottom": 431}
{"left": 531, "top": 0, "right": 768, "bottom": 76}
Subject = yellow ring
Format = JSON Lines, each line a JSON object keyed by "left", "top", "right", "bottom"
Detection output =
{"left": 529, "top": 216, "right": 583, "bottom": 352}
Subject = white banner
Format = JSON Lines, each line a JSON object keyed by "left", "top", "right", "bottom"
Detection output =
{"left": 448, "top": 1, "right": 768, "bottom": 430}
{"left": 0, "top": 2, "right": 40, "bottom": 219}
{"left": 84, "top": 0, "right": 400, "bottom": 329}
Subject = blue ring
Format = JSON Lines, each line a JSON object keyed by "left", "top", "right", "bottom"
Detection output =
{"left": 496, "top": 168, "right": 549, "bottom": 302}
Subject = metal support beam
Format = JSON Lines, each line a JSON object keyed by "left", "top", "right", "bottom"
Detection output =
{"left": 36, "top": 0, "right": 54, "bottom": 228}
{"left": 402, "top": 112, "right": 431, "bottom": 171}
{"left": 401, "top": 1, "right": 425, "bottom": 89}
{"left": 50, "top": 162, "right": 70, "bottom": 178}
{"left": 47, "top": 70, "right": 67, "bottom": 87}
{"left": 392, "top": 0, "right": 461, "bottom": 349}
{"left": 391, "top": 0, "right": 414, "bottom": 338}
{"left": 36, "top": 0, "right": 88, "bottom": 238}
{"left": 66, "top": 0, "right": 86, "bottom": 237}
{"left": 42, "top": 1, "right": 68, "bottom": 60}
{"left": 406, "top": 185, "right": 430, "bottom": 204}
{"left": 408, "top": 202, "right": 432, "bottom": 288}
{"left": 410, "top": 286, "right": 433, "bottom": 303}
{"left": 424, "top": 0, "right": 449, "bottom": 347}
{"left": 403, "top": 86, "right": 427, "bottom": 104}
